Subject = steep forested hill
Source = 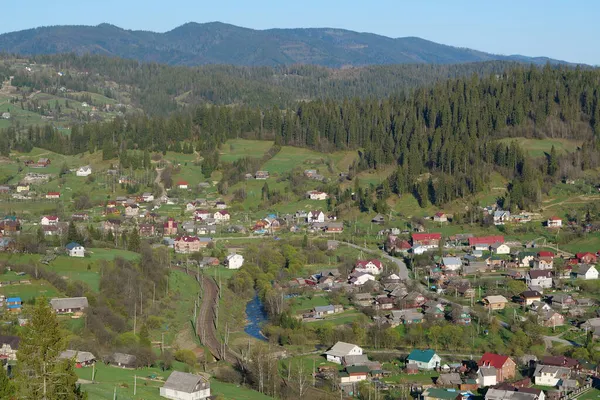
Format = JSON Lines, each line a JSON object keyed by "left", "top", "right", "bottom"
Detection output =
{"left": 0, "top": 22, "right": 569, "bottom": 67}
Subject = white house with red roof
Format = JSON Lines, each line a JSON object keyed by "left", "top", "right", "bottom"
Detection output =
{"left": 177, "top": 181, "right": 189, "bottom": 190}
{"left": 411, "top": 233, "right": 442, "bottom": 250}
{"left": 433, "top": 212, "right": 448, "bottom": 223}
{"left": 547, "top": 216, "right": 562, "bottom": 228}
{"left": 46, "top": 192, "right": 60, "bottom": 199}
{"left": 354, "top": 260, "right": 383, "bottom": 275}
{"left": 478, "top": 353, "right": 516, "bottom": 382}
{"left": 213, "top": 210, "right": 230, "bottom": 222}
{"left": 41, "top": 216, "right": 59, "bottom": 226}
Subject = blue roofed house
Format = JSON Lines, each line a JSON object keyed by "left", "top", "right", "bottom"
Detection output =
{"left": 407, "top": 349, "right": 441, "bottom": 370}
{"left": 6, "top": 297, "right": 22, "bottom": 313}
{"left": 66, "top": 242, "right": 85, "bottom": 257}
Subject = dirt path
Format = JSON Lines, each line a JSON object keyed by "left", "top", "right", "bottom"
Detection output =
{"left": 154, "top": 167, "right": 165, "bottom": 198}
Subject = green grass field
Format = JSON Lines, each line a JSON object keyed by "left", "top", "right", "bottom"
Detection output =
{"left": 220, "top": 139, "right": 275, "bottom": 163}
{"left": 288, "top": 295, "right": 330, "bottom": 313}
{"left": 497, "top": 137, "right": 581, "bottom": 158}
{"left": 0, "top": 280, "right": 60, "bottom": 302}
{"left": 76, "top": 363, "right": 273, "bottom": 400}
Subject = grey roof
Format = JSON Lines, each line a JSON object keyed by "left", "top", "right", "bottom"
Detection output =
{"left": 343, "top": 354, "right": 370, "bottom": 366}
{"left": 438, "top": 372, "right": 462, "bottom": 385}
{"left": 162, "top": 371, "right": 209, "bottom": 393}
{"left": 325, "top": 341, "right": 361, "bottom": 357}
{"left": 442, "top": 257, "right": 462, "bottom": 266}
{"left": 0, "top": 335, "right": 19, "bottom": 350}
{"left": 314, "top": 305, "right": 335, "bottom": 313}
{"left": 50, "top": 297, "right": 89, "bottom": 310}
{"left": 479, "top": 366, "right": 497, "bottom": 377}
{"left": 577, "top": 264, "right": 597, "bottom": 275}
{"left": 59, "top": 350, "right": 96, "bottom": 363}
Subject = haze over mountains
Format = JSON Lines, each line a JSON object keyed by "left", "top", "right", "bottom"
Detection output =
{"left": 0, "top": 22, "right": 571, "bottom": 67}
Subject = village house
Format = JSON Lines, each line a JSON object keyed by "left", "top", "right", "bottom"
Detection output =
{"left": 469, "top": 235, "right": 505, "bottom": 250}
{"left": 50, "top": 297, "right": 89, "bottom": 314}
{"left": 325, "top": 341, "right": 363, "bottom": 364}
{"left": 0, "top": 219, "right": 20, "bottom": 236}
{"left": 160, "top": 371, "right": 211, "bottom": 400}
{"left": 354, "top": 259, "right": 383, "bottom": 275}
{"left": 518, "top": 252, "right": 536, "bottom": 267}
{"left": 36, "top": 158, "right": 51, "bottom": 167}
{"left": 477, "top": 366, "right": 498, "bottom": 387}
{"left": 174, "top": 236, "right": 202, "bottom": 254}
{"left": 493, "top": 210, "right": 511, "bottom": 225}
{"left": 0, "top": 335, "right": 20, "bottom": 361}
{"left": 313, "top": 304, "right": 343, "bottom": 318}
{"left": 534, "top": 256, "right": 554, "bottom": 270}
{"left": 225, "top": 254, "right": 244, "bottom": 269}
{"left": 254, "top": 171, "right": 269, "bottom": 180}
{"left": 307, "top": 210, "right": 326, "bottom": 223}
{"left": 306, "top": 190, "right": 329, "bottom": 200}
{"left": 66, "top": 242, "right": 85, "bottom": 257}
{"left": 42, "top": 225, "right": 60, "bottom": 236}
{"left": 41, "top": 215, "right": 59, "bottom": 226}
{"left": 16, "top": 184, "right": 30, "bottom": 193}
{"left": 386, "top": 235, "right": 412, "bottom": 254}
{"left": 349, "top": 272, "right": 376, "bottom": 286}
{"left": 58, "top": 350, "right": 96, "bottom": 367}
{"left": 576, "top": 252, "right": 597, "bottom": 264}
{"left": 478, "top": 353, "right": 516, "bottom": 382}
{"left": 485, "top": 389, "right": 540, "bottom": 400}
{"left": 483, "top": 295, "right": 508, "bottom": 310}
{"left": 142, "top": 192, "right": 154, "bottom": 202}
{"left": 547, "top": 216, "right": 562, "bottom": 228}
{"left": 108, "top": 352, "right": 137, "bottom": 369}
{"left": 215, "top": 201, "right": 227, "bottom": 209}
{"left": 519, "top": 290, "right": 542, "bottom": 306}
{"left": 534, "top": 365, "right": 571, "bottom": 387}
{"left": 46, "top": 191, "right": 60, "bottom": 199}
{"left": 326, "top": 222, "right": 344, "bottom": 233}
{"left": 213, "top": 210, "right": 230, "bottom": 222}
{"left": 442, "top": 257, "right": 462, "bottom": 272}
{"left": 177, "top": 181, "right": 189, "bottom": 189}
{"left": 71, "top": 213, "right": 89, "bottom": 222}
{"left": 194, "top": 210, "right": 212, "bottom": 221}
{"left": 125, "top": 204, "right": 139, "bottom": 217}
{"left": 103, "top": 219, "right": 122, "bottom": 233}
{"left": 197, "top": 225, "right": 217, "bottom": 236}
{"left": 164, "top": 218, "right": 179, "bottom": 236}
{"left": 573, "top": 264, "right": 599, "bottom": 280}
{"left": 421, "top": 388, "right": 464, "bottom": 400}
{"left": 538, "top": 310, "right": 565, "bottom": 328}
{"left": 339, "top": 365, "right": 370, "bottom": 384}
{"left": 139, "top": 224, "right": 156, "bottom": 237}
{"left": 526, "top": 270, "right": 553, "bottom": 289}
{"left": 406, "top": 349, "right": 441, "bottom": 370}
{"left": 433, "top": 212, "right": 448, "bottom": 223}
{"left": 76, "top": 166, "right": 92, "bottom": 177}
{"left": 490, "top": 242, "right": 510, "bottom": 255}
{"left": 6, "top": 297, "right": 22, "bottom": 313}
{"left": 411, "top": 233, "right": 442, "bottom": 250}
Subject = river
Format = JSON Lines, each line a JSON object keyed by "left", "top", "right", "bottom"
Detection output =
{"left": 244, "top": 293, "right": 268, "bottom": 341}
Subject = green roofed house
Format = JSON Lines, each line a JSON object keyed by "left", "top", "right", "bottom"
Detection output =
{"left": 339, "top": 365, "right": 370, "bottom": 383}
{"left": 407, "top": 349, "right": 441, "bottom": 370}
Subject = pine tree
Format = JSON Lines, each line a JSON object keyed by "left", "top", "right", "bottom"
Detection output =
{"left": 15, "top": 298, "right": 84, "bottom": 399}
{"left": 66, "top": 222, "right": 79, "bottom": 243}
{"left": 547, "top": 145, "right": 558, "bottom": 176}
{"left": 128, "top": 228, "right": 141, "bottom": 253}
{"left": 261, "top": 182, "right": 270, "bottom": 201}
{"left": 0, "top": 363, "right": 15, "bottom": 399}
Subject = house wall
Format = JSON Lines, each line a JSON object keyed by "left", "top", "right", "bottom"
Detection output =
{"left": 159, "top": 387, "right": 211, "bottom": 400}
{"left": 535, "top": 374, "right": 559, "bottom": 386}
{"left": 69, "top": 248, "right": 85, "bottom": 257}
{"left": 340, "top": 374, "right": 367, "bottom": 383}
{"left": 498, "top": 360, "right": 516, "bottom": 382}
{"left": 326, "top": 355, "right": 342, "bottom": 364}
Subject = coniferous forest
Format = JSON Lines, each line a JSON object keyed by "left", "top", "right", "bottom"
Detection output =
{"left": 1, "top": 56, "right": 599, "bottom": 209}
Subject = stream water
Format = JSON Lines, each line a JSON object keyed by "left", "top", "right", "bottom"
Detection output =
{"left": 244, "top": 293, "right": 268, "bottom": 341}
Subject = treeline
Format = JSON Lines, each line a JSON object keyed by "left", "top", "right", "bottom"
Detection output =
{"left": 2, "top": 53, "right": 525, "bottom": 112}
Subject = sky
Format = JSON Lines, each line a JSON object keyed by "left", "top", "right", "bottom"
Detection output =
{"left": 1, "top": 0, "right": 598, "bottom": 65}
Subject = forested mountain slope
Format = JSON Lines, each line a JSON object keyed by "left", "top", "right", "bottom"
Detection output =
{"left": 3, "top": 53, "right": 524, "bottom": 112}
{"left": 0, "top": 22, "right": 569, "bottom": 67}
{"left": 2, "top": 65, "right": 599, "bottom": 208}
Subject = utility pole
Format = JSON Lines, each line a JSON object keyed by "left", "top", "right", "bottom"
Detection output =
{"left": 113, "top": 386, "right": 116, "bottom": 400}
{"left": 133, "top": 301, "right": 137, "bottom": 335}
{"left": 134, "top": 375, "right": 137, "bottom": 395}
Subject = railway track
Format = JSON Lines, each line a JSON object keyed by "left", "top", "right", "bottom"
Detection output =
{"left": 173, "top": 266, "right": 240, "bottom": 364}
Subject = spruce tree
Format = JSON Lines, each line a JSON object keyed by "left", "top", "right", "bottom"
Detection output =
{"left": 0, "top": 363, "right": 15, "bottom": 399}
{"left": 128, "top": 228, "right": 140, "bottom": 253}
{"left": 15, "top": 298, "right": 84, "bottom": 399}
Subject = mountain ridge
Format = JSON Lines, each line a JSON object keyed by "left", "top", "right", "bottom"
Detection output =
{"left": 0, "top": 22, "right": 573, "bottom": 67}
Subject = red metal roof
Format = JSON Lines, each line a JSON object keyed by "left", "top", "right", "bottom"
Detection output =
{"left": 355, "top": 259, "right": 383, "bottom": 270}
{"left": 412, "top": 233, "right": 442, "bottom": 241}
{"left": 538, "top": 251, "right": 554, "bottom": 258}
{"left": 478, "top": 352, "right": 511, "bottom": 369}
{"left": 468, "top": 236, "right": 504, "bottom": 246}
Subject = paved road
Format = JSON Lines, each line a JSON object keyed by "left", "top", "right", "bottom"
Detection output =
{"left": 543, "top": 335, "right": 578, "bottom": 347}
{"left": 337, "top": 241, "right": 409, "bottom": 280}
